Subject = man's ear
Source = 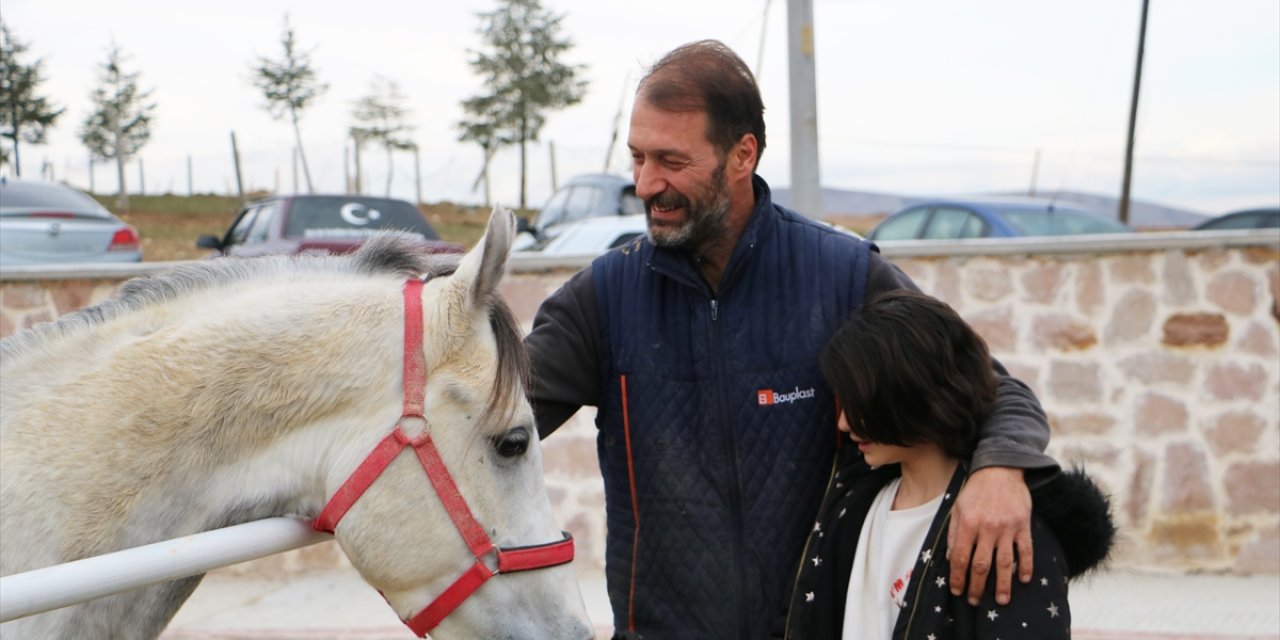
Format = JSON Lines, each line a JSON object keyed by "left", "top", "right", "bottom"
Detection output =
{"left": 729, "top": 133, "right": 759, "bottom": 178}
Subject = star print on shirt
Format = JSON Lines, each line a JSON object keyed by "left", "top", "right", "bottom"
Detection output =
{"left": 1041, "top": 577, "right": 1049, "bottom": 586}
{"left": 936, "top": 577, "right": 947, "bottom": 588}
{"left": 921, "top": 549, "right": 933, "bottom": 563}
{"left": 934, "top": 606, "right": 942, "bottom": 613}
{"left": 1047, "top": 602, "right": 1060, "bottom": 618}
{"left": 987, "top": 610, "right": 999, "bottom": 621}
{"left": 811, "top": 556, "right": 822, "bottom": 567}
{"left": 928, "top": 634, "right": 937, "bottom": 640}
{"left": 805, "top": 592, "right": 814, "bottom": 603}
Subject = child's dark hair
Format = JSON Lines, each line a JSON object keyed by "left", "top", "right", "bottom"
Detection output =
{"left": 819, "top": 290, "right": 997, "bottom": 458}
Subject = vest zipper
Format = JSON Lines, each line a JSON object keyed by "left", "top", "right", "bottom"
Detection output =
{"left": 783, "top": 455, "right": 841, "bottom": 640}
{"left": 710, "top": 299, "right": 718, "bottom": 320}
{"left": 708, "top": 295, "right": 746, "bottom": 638}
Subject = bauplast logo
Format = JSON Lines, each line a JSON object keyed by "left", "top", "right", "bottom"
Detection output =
{"left": 757, "top": 386, "right": 816, "bottom": 406}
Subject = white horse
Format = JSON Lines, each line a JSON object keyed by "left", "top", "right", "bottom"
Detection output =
{"left": 0, "top": 208, "right": 591, "bottom": 639}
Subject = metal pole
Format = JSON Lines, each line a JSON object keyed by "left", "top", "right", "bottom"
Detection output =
{"left": 88, "top": 154, "right": 95, "bottom": 193}
{"left": 343, "top": 146, "right": 351, "bottom": 194}
{"left": 292, "top": 147, "right": 299, "bottom": 194}
{"left": 230, "top": 131, "right": 245, "bottom": 202}
{"left": 787, "top": 0, "right": 822, "bottom": 218}
{"left": 413, "top": 144, "right": 422, "bottom": 206}
{"left": 1029, "top": 149, "right": 1041, "bottom": 197}
{"left": 549, "top": 141, "right": 558, "bottom": 192}
{"left": 1119, "top": 0, "right": 1150, "bottom": 225}
{"left": 0, "top": 518, "right": 328, "bottom": 623}
{"left": 187, "top": 155, "right": 194, "bottom": 197}
{"left": 138, "top": 158, "right": 145, "bottom": 196}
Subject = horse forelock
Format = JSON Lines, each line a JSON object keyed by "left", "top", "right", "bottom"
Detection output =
{"left": 483, "top": 293, "right": 532, "bottom": 426}
{"left": 0, "top": 233, "right": 456, "bottom": 363}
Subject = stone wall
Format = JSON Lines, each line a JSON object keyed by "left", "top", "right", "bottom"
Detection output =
{"left": 2, "top": 231, "right": 1277, "bottom": 576}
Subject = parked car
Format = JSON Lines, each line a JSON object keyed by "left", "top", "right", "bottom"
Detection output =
{"left": 867, "top": 197, "right": 1132, "bottom": 241}
{"left": 531, "top": 214, "right": 649, "bottom": 255}
{"left": 515, "top": 173, "right": 644, "bottom": 251}
{"left": 1190, "top": 207, "right": 1280, "bottom": 231}
{"left": 0, "top": 178, "right": 142, "bottom": 266}
{"left": 197, "top": 194, "right": 464, "bottom": 258}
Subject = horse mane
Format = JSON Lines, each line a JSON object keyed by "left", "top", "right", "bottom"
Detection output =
{"left": 0, "top": 233, "right": 451, "bottom": 362}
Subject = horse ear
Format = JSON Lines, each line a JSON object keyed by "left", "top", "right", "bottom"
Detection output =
{"left": 449, "top": 205, "right": 515, "bottom": 309}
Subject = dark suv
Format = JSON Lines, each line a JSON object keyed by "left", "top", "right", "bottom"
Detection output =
{"left": 198, "top": 195, "right": 465, "bottom": 258}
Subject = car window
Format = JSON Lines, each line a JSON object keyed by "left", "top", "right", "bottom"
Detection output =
{"left": 1201, "top": 213, "right": 1263, "bottom": 230}
{"left": 535, "top": 188, "right": 574, "bottom": 229}
{"left": 247, "top": 202, "right": 277, "bottom": 243}
{"left": 226, "top": 208, "right": 259, "bottom": 245}
{"left": 621, "top": 187, "right": 644, "bottom": 215}
{"left": 872, "top": 206, "right": 930, "bottom": 240}
{"left": 282, "top": 197, "right": 438, "bottom": 239}
{"left": 923, "top": 207, "right": 984, "bottom": 239}
{"left": 1002, "top": 209, "right": 1128, "bottom": 236}
{"left": 563, "top": 186, "right": 598, "bottom": 224}
{"left": 0, "top": 182, "right": 107, "bottom": 213}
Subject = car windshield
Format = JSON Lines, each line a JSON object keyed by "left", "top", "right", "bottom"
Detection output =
{"left": 0, "top": 182, "right": 108, "bottom": 215}
{"left": 1000, "top": 208, "right": 1129, "bottom": 236}
{"left": 282, "top": 197, "right": 440, "bottom": 239}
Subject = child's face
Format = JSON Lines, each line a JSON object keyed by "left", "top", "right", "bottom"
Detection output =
{"left": 837, "top": 410, "right": 914, "bottom": 468}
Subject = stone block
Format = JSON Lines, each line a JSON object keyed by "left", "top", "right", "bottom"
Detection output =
{"left": 1126, "top": 448, "right": 1155, "bottom": 525}
{"left": 1237, "top": 321, "right": 1278, "bottom": 358}
{"left": 542, "top": 435, "right": 602, "bottom": 479}
{"left": 21, "top": 310, "right": 52, "bottom": 329}
{"left": 966, "top": 266, "right": 1013, "bottom": 303}
{"left": 1118, "top": 352, "right": 1195, "bottom": 385}
{"left": 1108, "top": 254, "right": 1156, "bottom": 284}
{"left": 1075, "top": 260, "right": 1104, "bottom": 317}
{"left": 1000, "top": 361, "right": 1042, "bottom": 399}
{"left": 1162, "top": 313, "right": 1229, "bottom": 347}
{"left": 1134, "top": 393, "right": 1188, "bottom": 435}
{"left": 1057, "top": 441, "right": 1122, "bottom": 468}
{"left": 1206, "top": 271, "right": 1258, "bottom": 316}
{"left": 1162, "top": 442, "right": 1215, "bottom": 513}
{"left": 931, "top": 260, "right": 963, "bottom": 305}
{"left": 1047, "top": 360, "right": 1102, "bottom": 403}
{"left": 1161, "top": 251, "right": 1196, "bottom": 305}
{"left": 1105, "top": 288, "right": 1156, "bottom": 345}
{"left": 1224, "top": 461, "right": 1280, "bottom": 516}
{"left": 1032, "top": 312, "right": 1097, "bottom": 351}
{"left": 965, "top": 306, "right": 1016, "bottom": 353}
{"left": 1147, "top": 513, "right": 1224, "bottom": 565}
{"left": 52, "top": 281, "right": 95, "bottom": 316}
{"left": 1233, "top": 523, "right": 1280, "bottom": 574}
{"left": 1021, "top": 261, "right": 1064, "bottom": 304}
{"left": 1205, "top": 362, "right": 1268, "bottom": 402}
{"left": 1, "top": 283, "right": 49, "bottom": 310}
{"left": 1049, "top": 412, "right": 1116, "bottom": 436}
{"left": 0, "top": 312, "right": 14, "bottom": 339}
{"left": 1203, "top": 410, "right": 1266, "bottom": 457}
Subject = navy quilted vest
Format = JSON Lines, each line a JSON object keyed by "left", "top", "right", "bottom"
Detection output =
{"left": 591, "top": 183, "right": 873, "bottom": 639}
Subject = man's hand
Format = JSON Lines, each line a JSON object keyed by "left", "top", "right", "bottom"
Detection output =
{"left": 947, "top": 466, "right": 1033, "bottom": 606}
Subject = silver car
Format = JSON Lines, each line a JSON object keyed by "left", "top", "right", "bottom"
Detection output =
{"left": 0, "top": 179, "right": 142, "bottom": 266}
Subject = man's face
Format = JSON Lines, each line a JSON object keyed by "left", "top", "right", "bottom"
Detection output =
{"left": 627, "top": 99, "right": 731, "bottom": 250}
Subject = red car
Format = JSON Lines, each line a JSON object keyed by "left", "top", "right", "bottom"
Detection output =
{"left": 197, "top": 195, "right": 465, "bottom": 258}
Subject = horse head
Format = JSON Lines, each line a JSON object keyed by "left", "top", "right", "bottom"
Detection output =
{"left": 321, "top": 207, "right": 592, "bottom": 639}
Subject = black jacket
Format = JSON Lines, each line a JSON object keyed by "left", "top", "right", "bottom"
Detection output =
{"left": 781, "top": 452, "right": 1115, "bottom": 640}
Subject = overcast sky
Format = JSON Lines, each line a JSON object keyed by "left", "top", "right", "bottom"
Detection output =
{"left": 4, "top": 0, "right": 1278, "bottom": 215}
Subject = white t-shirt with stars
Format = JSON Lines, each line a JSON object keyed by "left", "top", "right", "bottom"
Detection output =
{"left": 842, "top": 477, "right": 944, "bottom": 640}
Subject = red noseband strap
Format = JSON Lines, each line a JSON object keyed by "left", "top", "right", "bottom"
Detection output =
{"left": 313, "top": 278, "right": 574, "bottom": 637}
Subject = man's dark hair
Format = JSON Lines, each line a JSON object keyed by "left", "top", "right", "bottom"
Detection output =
{"left": 819, "top": 290, "right": 997, "bottom": 459}
{"left": 637, "top": 39, "right": 766, "bottom": 167}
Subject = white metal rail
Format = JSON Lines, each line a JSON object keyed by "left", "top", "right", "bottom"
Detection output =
{"left": 0, "top": 517, "right": 330, "bottom": 622}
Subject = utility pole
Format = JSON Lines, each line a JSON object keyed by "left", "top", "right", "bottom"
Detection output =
{"left": 187, "top": 155, "right": 194, "bottom": 196}
{"left": 230, "top": 131, "right": 245, "bottom": 203}
{"left": 1119, "top": 0, "right": 1150, "bottom": 225}
{"left": 413, "top": 143, "right": 422, "bottom": 206}
{"left": 787, "top": 0, "right": 822, "bottom": 218}
{"left": 1029, "top": 149, "right": 1041, "bottom": 197}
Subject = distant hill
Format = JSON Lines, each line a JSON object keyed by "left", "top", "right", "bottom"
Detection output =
{"left": 772, "top": 187, "right": 1211, "bottom": 230}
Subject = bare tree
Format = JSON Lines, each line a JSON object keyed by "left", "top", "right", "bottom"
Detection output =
{"left": 0, "top": 20, "right": 64, "bottom": 176}
{"left": 79, "top": 44, "right": 154, "bottom": 209}
{"left": 251, "top": 16, "right": 326, "bottom": 193}
{"left": 349, "top": 76, "right": 414, "bottom": 197}
{"left": 460, "top": 0, "right": 587, "bottom": 208}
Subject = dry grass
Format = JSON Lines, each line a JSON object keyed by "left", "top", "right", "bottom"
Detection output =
{"left": 94, "top": 193, "right": 531, "bottom": 262}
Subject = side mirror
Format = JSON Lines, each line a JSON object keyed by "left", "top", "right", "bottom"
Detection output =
{"left": 196, "top": 234, "right": 223, "bottom": 251}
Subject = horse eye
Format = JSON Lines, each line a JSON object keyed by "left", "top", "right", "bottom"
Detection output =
{"left": 494, "top": 428, "right": 530, "bottom": 458}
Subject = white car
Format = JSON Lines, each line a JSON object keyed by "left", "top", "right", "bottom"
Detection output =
{"left": 0, "top": 178, "right": 142, "bottom": 266}
{"left": 531, "top": 214, "right": 648, "bottom": 255}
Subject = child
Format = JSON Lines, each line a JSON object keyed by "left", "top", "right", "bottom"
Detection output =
{"left": 781, "top": 290, "right": 1114, "bottom": 640}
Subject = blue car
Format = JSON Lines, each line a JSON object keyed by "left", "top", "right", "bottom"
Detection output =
{"left": 867, "top": 197, "right": 1132, "bottom": 241}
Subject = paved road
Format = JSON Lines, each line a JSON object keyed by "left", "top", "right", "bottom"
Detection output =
{"left": 160, "top": 568, "right": 1280, "bottom": 640}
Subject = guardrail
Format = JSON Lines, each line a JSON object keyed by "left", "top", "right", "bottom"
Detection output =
{"left": 0, "top": 517, "right": 329, "bottom": 622}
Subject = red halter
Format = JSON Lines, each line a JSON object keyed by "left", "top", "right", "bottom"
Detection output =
{"left": 312, "top": 278, "right": 575, "bottom": 636}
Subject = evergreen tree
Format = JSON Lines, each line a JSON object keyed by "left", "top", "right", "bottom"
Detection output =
{"left": 79, "top": 44, "right": 154, "bottom": 209}
{"left": 252, "top": 16, "right": 326, "bottom": 193}
{"left": 460, "top": 0, "right": 587, "bottom": 208}
{"left": 350, "top": 76, "right": 414, "bottom": 197}
{"left": 0, "top": 21, "right": 64, "bottom": 176}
